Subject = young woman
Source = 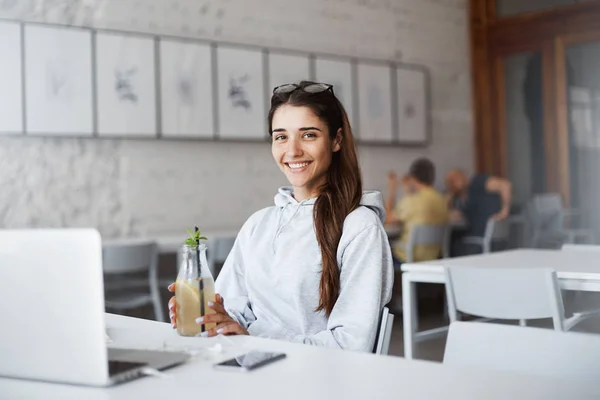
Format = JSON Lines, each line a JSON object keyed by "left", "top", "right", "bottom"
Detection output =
{"left": 169, "top": 81, "right": 393, "bottom": 352}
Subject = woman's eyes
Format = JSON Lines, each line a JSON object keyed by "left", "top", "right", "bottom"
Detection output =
{"left": 273, "top": 132, "right": 317, "bottom": 141}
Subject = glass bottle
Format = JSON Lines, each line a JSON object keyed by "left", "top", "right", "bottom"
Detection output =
{"left": 175, "top": 243, "right": 216, "bottom": 336}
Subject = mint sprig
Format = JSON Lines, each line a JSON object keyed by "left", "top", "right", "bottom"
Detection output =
{"left": 185, "top": 228, "right": 207, "bottom": 246}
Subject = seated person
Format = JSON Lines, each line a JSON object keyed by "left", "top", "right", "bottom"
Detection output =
{"left": 385, "top": 158, "right": 449, "bottom": 265}
{"left": 445, "top": 170, "right": 512, "bottom": 236}
{"left": 168, "top": 81, "right": 393, "bottom": 353}
{"left": 445, "top": 170, "right": 512, "bottom": 255}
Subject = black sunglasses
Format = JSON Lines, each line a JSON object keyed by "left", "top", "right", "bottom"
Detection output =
{"left": 272, "top": 83, "right": 334, "bottom": 95}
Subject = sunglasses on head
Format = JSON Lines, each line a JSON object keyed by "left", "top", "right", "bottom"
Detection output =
{"left": 272, "top": 83, "right": 334, "bottom": 95}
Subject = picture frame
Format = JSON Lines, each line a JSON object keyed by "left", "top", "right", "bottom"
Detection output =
{"left": 159, "top": 39, "right": 213, "bottom": 138}
{"left": 25, "top": 24, "right": 93, "bottom": 135}
{"left": 356, "top": 62, "right": 393, "bottom": 143}
{"left": 0, "top": 21, "right": 22, "bottom": 134}
{"left": 96, "top": 32, "right": 156, "bottom": 137}
{"left": 314, "top": 56, "right": 355, "bottom": 126}
{"left": 395, "top": 66, "right": 429, "bottom": 145}
{"left": 216, "top": 45, "right": 266, "bottom": 140}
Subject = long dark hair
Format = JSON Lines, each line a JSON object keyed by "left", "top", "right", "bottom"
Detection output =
{"left": 268, "top": 81, "right": 363, "bottom": 316}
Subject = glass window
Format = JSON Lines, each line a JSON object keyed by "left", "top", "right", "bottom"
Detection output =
{"left": 504, "top": 52, "right": 546, "bottom": 208}
{"left": 565, "top": 40, "right": 600, "bottom": 237}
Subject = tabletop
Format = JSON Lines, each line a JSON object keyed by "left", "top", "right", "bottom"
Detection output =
{"left": 402, "top": 249, "right": 600, "bottom": 281}
{"left": 1, "top": 314, "right": 598, "bottom": 399}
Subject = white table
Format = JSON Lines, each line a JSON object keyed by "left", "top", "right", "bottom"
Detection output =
{"left": 402, "top": 249, "right": 600, "bottom": 360}
{"left": 103, "top": 229, "right": 240, "bottom": 274}
{"left": 1, "top": 313, "right": 599, "bottom": 399}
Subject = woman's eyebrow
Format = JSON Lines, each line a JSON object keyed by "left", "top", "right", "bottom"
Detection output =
{"left": 299, "top": 127, "right": 322, "bottom": 132}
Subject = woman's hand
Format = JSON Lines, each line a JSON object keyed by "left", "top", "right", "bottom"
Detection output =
{"left": 167, "top": 283, "right": 177, "bottom": 328}
{"left": 492, "top": 206, "right": 510, "bottom": 221}
{"left": 196, "top": 294, "right": 249, "bottom": 337}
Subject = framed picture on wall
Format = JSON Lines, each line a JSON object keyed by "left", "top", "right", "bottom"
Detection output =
{"left": 159, "top": 39, "right": 213, "bottom": 138}
{"left": 25, "top": 24, "right": 93, "bottom": 135}
{"left": 216, "top": 45, "right": 266, "bottom": 140}
{"left": 0, "top": 21, "right": 23, "bottom": 134}
{"left": 314, "top": 56, "right": 355, "bottom": 126}
{"left": 268, "top": 51, "right": 311, "bottom": 92}
{"left": 96, "top": 32, "right": 156, "bottom": 136}
{"left": 356, "top": 62, "right": 393, "bottom": 143}
{"left": 395, "top": 66, "right": 429, "bottom": 145}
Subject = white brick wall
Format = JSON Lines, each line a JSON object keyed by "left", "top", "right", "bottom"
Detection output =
{"left": 0, "top": 0, "right": 473, "bottom": 238}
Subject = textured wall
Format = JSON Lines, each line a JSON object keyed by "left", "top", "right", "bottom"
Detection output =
{"left": 0, "top": 0, "right": 473, "bottom": 238}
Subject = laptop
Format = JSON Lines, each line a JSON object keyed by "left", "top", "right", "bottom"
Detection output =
{"left": 0, "top": 229, "right": 189, "bottom": 387}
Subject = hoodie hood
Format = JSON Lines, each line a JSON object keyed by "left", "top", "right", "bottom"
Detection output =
{"left": 274, "top": 187, "right": 386, "bottom": 223}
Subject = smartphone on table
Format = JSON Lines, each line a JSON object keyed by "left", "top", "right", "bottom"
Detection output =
{"left": 213, "top": 351, "right": 286, "bottom": 372}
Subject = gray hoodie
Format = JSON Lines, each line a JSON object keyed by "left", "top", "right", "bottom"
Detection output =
{"left": 215, "top": 187, "right": 394, "bottom": 352}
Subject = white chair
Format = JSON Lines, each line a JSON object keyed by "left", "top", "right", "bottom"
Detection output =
{"left": 373, "top": 307, "right": 394, "bottom": 355}
{"left": 527, "top": 193, "right": 593, "bottom": 247}
{"left": 561, "top": 244, "right": 600, "bottom": 331}
{"left": 444, "top": 321, "right": 600, "bottom": 382}
{"left": 444, "top": 266, "right": 600, "bottom": 331}
{"left": 207, "top": 236, "right": 236, "bottom": 277}
{"left": 461, "top": 217, "right": 511, "bottom": 254}
{"left": 103, "top": 241, "right": 165, "bottom": 322}
{"left": 394, "top": 224, "right": 450, "bottom": 265}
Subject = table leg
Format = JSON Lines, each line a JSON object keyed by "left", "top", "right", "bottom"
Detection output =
{"left": 402, "top": 273, "right": 418, "bottom": 360}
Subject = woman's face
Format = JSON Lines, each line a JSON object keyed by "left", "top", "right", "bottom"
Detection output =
{"left": 271, "top": 105, "right": 341, "bottom": 201}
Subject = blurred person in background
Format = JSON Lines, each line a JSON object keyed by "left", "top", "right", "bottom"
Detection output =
{"left": 445, "top": 170, "right": 512, "bottom": 255}
{"left": 385, "top": 158, "right": 449, "bottom": 266}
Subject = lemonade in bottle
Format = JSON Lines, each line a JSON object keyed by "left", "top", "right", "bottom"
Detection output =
{"left": 175, "top": 229, "right": 216, "bottom": 336}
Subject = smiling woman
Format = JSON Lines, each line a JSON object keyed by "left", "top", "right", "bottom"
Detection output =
{"left": 168, "top": 81, "right": 394, "bottom": 353}
{"left": 271, "top": 105, "right": 340, "bottom": 201}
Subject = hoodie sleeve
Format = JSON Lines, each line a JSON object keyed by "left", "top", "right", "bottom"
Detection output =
{"left": 288, "top": 225, "right": 394, "bottom": 352}
{"left": 214, "top": 218, "right": 257, "bottom": 330}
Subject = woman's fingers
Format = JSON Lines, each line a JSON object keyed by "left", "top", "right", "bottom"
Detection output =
{"left": 168, "top": 296, "right": 177, "bottom": 328}
{"left": 214, "top": 322, "right": 246, "bottom": 336}
{"left": 208, "top": 300, "right": 227, "bottom": 315}
{"left": 216, "top": 293, "right": 225, "bottom": 306}
{"left": 167, "top": 283, "right": 175, "bottom": 292}
{"left": 202, "top": 322, "right": 244, "bottom": 337}
{"left": 196, "top": 312, "right": 232, "bottom": 325}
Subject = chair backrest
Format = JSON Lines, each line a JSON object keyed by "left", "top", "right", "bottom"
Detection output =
{"left": 530, "top": 193, "right": 564, "bottom": 230}
{"left": 212, "top": 237, "right": 236, "bottom": 263}
{"left": 405, "top": 224, "right": 449, "bottom": 262}
{"left": 207, "top": 237, "right": 237, "bottom": 275}
{"left": 483, "top": 218, "right": 511, "bottom": 242}
{"left": 373, "top": 307, "right": 394, "bottom": 355}
{"left": 444, "top": 321, "right": 600, "bottom": 382}
{"left": 102, "top": 241, "right": 157, "bottom": 274}
{"left": 445, "top": 266, "right": 566, "bottom": 330}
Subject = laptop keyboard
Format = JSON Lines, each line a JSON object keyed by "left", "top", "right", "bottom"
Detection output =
{"left": 108, "top": 360, "right": 146, "bottom": 376}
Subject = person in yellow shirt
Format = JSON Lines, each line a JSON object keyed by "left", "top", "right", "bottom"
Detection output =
{"left": 385, "top": 158, "right": 449, "bottom": 266}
